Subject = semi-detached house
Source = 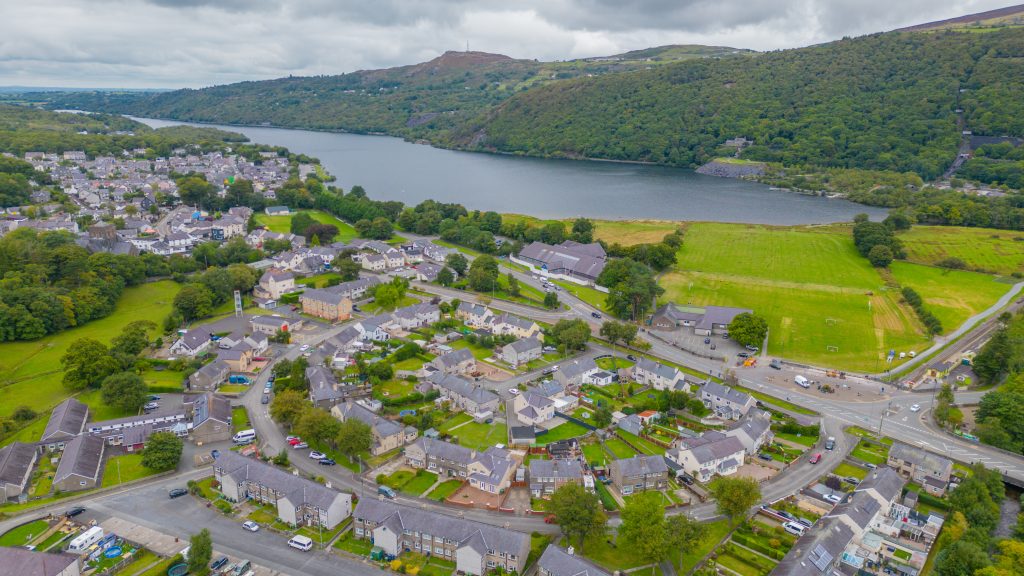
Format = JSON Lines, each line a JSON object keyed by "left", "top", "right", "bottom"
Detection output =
{"left": 670, "top": 430, "right": 747, "bottom": 482}
{"left": 428, "top": 373, "right": 499, "bottom": 414}
{"left": 352, "top": 499, "right": 529, "bottom": 576}
{"left": 331, "top": 400, "right": 417, "bottom": 456}
{"left": 609, "top": 454, "right": 668, "bottom": 495}
{"left": 699, "top": 381, "right": 756, "bottom": 420}
{"left": 404, "top": 437, "right": 515, "bottom": 495}
{"left": 528, "top": 459, "right": 585, "bottom": 497}
{"left": 632, "top": 357, "right": 689, "bottom": 392}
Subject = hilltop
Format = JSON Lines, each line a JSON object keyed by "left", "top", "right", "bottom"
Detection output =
{"left": 895, "top": 2, "right": 1024, "bottom": 31}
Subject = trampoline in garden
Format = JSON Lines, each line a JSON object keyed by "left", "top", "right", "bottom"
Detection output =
{"left": 167, "top": 563, "right": 189, "bottom": 576}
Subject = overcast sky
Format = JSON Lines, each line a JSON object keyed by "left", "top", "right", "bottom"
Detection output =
{"left": 0, "top": 0, "right": 1015, "bottom": 89}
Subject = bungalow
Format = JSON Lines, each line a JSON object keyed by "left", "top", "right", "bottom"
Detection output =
{"left": 169, "top": 327, "right": 212, "bottom": 357}
{"left": 670, "top": 431, "right": 746, "bottom": 482}
{"left": 54, "top": 434, "right": 106, "bottom": 492}
{"left": 608, "top": 454, "right": 669, "bottom": 495}
{"left": 188, "top": 360, "right": 231, "bottom": 391}
{"left": 264, "top": 205, "right": 290, "bottom": 216}
{"left": 0, "top": 442, "right": 39, "bottom": 500}
{"left": 214, "top": 451, "right": 352, "bottom": 529}
{"left": 699, "top": 381, "right": 756, "bottom": 420}
{"left": 331, "top": 401, "right": 417, "bottom": 456}
{"left": 431, "top": 348, "right": 477, "bottom": 376}
{"left": 429, "top": 373, "right": 499, "bottom": 414}
{"left": 501, "top": 337, "right": 543, "bottom": 368}
{"left": 632, "top": 357, "right": 688, "bottom": 392}
{"left": 248, "top": 315, "right": 291, "bottom": 337}
{"left": 650, "top": 303, "right": 752, "bottom": 336}
{"left": 41, "top": 398, "right": 89, "bottom": 451}
{"left": 351, "top": 499, "right": 529, "bottom": 576}
{"left": 416, "top": 262, "right": 443, "bottom": 282}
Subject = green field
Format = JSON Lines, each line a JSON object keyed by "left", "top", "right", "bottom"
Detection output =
{"left": 889, "top": 261, "right": 1011, "bottom": 332}
{"left": 254, "top": 209, "right": 358, "bottom": 241}
{"left": 101, "top": 454, "right": 159, "bottom": 487}
{"left": 0, "top": 281, "right": 179, "bottom": 422}
{"left": 0, "top": 519, "right": 49, "bottom": 547}
{"left": 899, "top": 225, "right": 1024, "bottom": 275}
{"left": 502, "top": 213, "right": 679, "bottom": 247}
{"left": 659, "top": 223, "right": 1008, "bottom": 371}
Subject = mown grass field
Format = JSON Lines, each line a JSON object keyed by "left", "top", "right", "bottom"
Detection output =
{"left": 898, "top": 225, "right": 1024, "bottom": 275}
{"left": 659, "top": 223, "right": 1010, "bottom": 371}
{"left": 0, "top": 281, "right": 180, "bottom": 423}
{"left": 254, "top": 209, "right": 358, "bottom": 241}
{"left": 501, "top": 213, "right": 679, "bottom": 246}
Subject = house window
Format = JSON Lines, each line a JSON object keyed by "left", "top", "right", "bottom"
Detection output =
{"left": 487, "top": 561, "right": 496, "bottom": 568}
{"left": 435, "top": 546, "right": 445, "bottom": 554}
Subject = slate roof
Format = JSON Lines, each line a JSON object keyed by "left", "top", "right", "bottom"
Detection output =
{"left": 434, "top": 348, "right": 475, "bottom": 369}
{"left": 428, "top": 373, "right": 498, "bottom": 406}
{"left": 301, "top": 287, "right": 349, "bottom": 306}
{"left": 470, "top": 447, "right": 513, "bottom": 487}
{"left": 774, "top": 516, "right": 854, "bottom": 575}
{"left": 678, "top": 431, "right": 747, "bottom": 465}
{"left": 557, "top": 358, "right": 599, "bottom": 381}
{"left": 215, "top": 450, "right": 346, "bottom": 510}
{"left": 0, "top": 442, "right": 36, "bottom": 489}
{"left": 334, "top": 401, "right": 402, "bottom": 438}
{"left": 493, "top": 313, "right": 537, "bottom": 332}
{"left": 174, "top": 327, "right": 211, "bottom": 352}
{"left": 507, "top": 336, "right": 543, "bottom": 354}
{"left": 354, "top": 498, "right": 528, "bottom": 558}
{"left": 856, "top": 467, "right": 905, "bottom": 504}
{"left": 634, "top": 357, "right": 680, "bottom": 381}
{"left": 518, "top": 241, "right": 607, "bottom": 279}
{"left": 457, "top": 301, "right": 491, "bottom": 318}
{"left": 42, "top": 398, "right": 89, "bottom": 442}
{"left": 888, "top": 442, "right": 953, "bottom": 477}
{"left": 613, "top": 454, "right": 668, "bottom": 477}
{"left": 529, "top": 459, "right": 584, "bottom": 482}
{"left": 54, "top": 434, "right": 105, "bottom": 484}
{"left": 700, "top": 381, "right": 753, "bottom": 407}
{"left": 192, "top": 392, "right": 231, "bottom": 427}
{"left": 0, "top": 546, "right": 81, "bottom": 576}
{"left": 190, "top": 360, "right": 230, "bottom": 387}
{"left": 410, "top": 436, "right": 475, "bottom": 465}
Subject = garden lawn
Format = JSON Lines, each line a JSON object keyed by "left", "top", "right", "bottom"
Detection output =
{"left": 77, "top": 389, "right": 133, "bottom": 422}
{"left": 254, "top": 209, "right": 358, "bottom": 241}
{"left": 733, "top": 385, "right": 817, "bottom": 416}
{"left": 851, "top": 440, "right": 890, "bottom": 466}
{"left": 439, "top": 412, "right": 473, "bottom": 432}
{"left": 0, "top": 519, "right": 49, "bottom": 546}
{"left": 775, "top": 432, "right": 818, "bottom": 447}
{"left": 427, "top": 480, "right": 462, "bottom": 501}
{"left": 898, "top": 225, "right": 1024, "bottom": 275}
{"left": 604, "top": 437, "right": 638, "bottom": 458}
{"left": 833, "top": 462, "right": 868, "bottom": 480}
{"left": 582, "top": 443, "right": 609, "bottom": 466}
{"left": 889, "top": 261, "right": 1011, "bottom": 334}
{"left": 113, "top": 550, "right": 157, "bottom": 576}
{"left": 0, "top": 281, "right": 179, "bottom": 420}
{"left": 717, "top": 544, "right": 777, "bottom": 576}
{"left": 677, "top": 519, "right": 731, "bottom": 573}
{"left": 363, "top": 295, "right": 419, "bottom": 314}
{"left": 400, "top": 470, "right": 438, "bottom": 496}
{"left": 233, "top": 406, "right": 251, "bottom": 432}
{"left": 102, "top": 454, "right": 158, "bottom": 487}
{"left": 616, "top": 430, "right": 666, "bottom": 455}
{"left": 449, "top": 420, "right": 506, "bottom": 451}
{"left": 663, "top": 223, "right": 933, "bottom": 371}
{"left": 536, "top": 421, "right": 590, "bottom": 445}
{"left": 218, "top": 384, "right": 249, "bottom": 394}
{"left": 378, "top": 379, "right": 416, "bottom": 398}
{"left": 139, "top": 369, "right": 185, "bottom": 391}
{"left": 593, "top": 220, "right": 680, "bottom": 246}
{"left": 133, "top": 556, "right": 180, "bottom": 576}
{"left": 450, "top": 339, "right": 500, "bottom": 361}
{"left": 334, "top": 533, "right": 374, "bottom": 556}
{"left": 297, "top": 272, "right": 342, "bottom": 289}
{"left": 596, "top": 357, "right": 634, "bottom": 371}
{"left": 527, "top": 534, "right": 553, "bottom": 569}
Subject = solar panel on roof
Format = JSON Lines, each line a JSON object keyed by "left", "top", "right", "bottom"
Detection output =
{"left": 810, "top": 544, "right": 834, "bottom": 571}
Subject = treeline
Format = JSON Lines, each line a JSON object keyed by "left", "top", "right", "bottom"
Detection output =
{"left": 0, "top": 229, "right": 166, "bottom": 341}
{"left": 901, "top": 287, "right": 943, "bottom": 334}
{"left": 960, "top": 142, "right": 1024, "bottom": 190}
{"left": 973, "top": 311, "right": 1024, "bottom": 454}
{"left": 852, "top": 213, "right": 906, "bottom": 267}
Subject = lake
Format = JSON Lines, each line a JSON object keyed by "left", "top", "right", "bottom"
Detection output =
{"left": 134, "top": 117, "right": 887, "bottom": 224}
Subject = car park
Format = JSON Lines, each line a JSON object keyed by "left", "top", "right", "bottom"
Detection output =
{"left": 242, "top": 521, "right": 260, "bottom": 532}
{"left": 168, "top": 488, "right": 188, "bottom": 499}
{"left": 508, "top": 388, "right": 519, "bottom": 396}
{"left": 309, "top": 451, "right": 326, "bottom": 460}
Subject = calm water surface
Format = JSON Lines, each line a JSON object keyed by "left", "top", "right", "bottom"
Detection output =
{"left": 135, "top": 117, "right": 887, "bottom": 224}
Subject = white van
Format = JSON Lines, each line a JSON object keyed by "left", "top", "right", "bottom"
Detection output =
{"left": 794, "top": 375, "right": 810, "bottom": 389}
{"left": 68, "top": 526, "right": 104, "bottom": 552}
{"left": 232, "top": 429, "right": 256, "bottom": 444}
{"left": 287, "top": 535, "right": 313, "bottom": 551}
{"left": 784, "top": 521, "right": 806, "bottom": 536}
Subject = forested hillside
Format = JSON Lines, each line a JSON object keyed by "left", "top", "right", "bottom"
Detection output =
{"left": 18, "top": 47, "right": 744, "bottom": 139}
{"left": 457, "top": 28, "right": 1024, "bottom": 180}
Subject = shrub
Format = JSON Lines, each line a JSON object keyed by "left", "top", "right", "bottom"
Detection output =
{"left": 214, "top": 500, "right": 232, "bottom": 514}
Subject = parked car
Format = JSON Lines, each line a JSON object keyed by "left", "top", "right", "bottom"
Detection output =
{"left": 319, "top": 458, "right": 336, "bottom": 466}
{"left": 795, "top": 518, "right": 813, "bottom": 529}
{"left": 143, "top": 402, "right": 159, "bottom": 411}
{"left": 65, "top": 507, "right": 86, "bottom": 518}
{"left": 300, "top": 344, "right": 310, "bottom": 351}
{"left": 910, "top": 404, "right": 921, "bottom": 412}
{"left": 293, "top": 442, "right": 309, "bottom": 449}
{"left": 758, "top": 453, "right": 773, "bottom": 461}
{"left": 627, "top": 354, "right": 637, "bottom": 361}
{"left": 262, "top": 394, "right": 270, "bottom": 405}
{"left": 823, "top": 493, "right": 843, "bottom": 504}
{"left": 211, "top": 557, "right": 229, "bottom": 571}
{"left": 544, "top": 514, "right": 556, "bottom": 524}
{"left": 809, "top": 453, "right": 822, "bottom": 464}
{"left": 508, "top": 388, "right": 519, "bottom": 396}
{"left": 737, "top": 352, "right": 750, "bottom": 358}
{"left": 704, "top": 337, "right": 711, "bottom": 344}
{"left": 745, "top": 345, "right": 759, "bottom": 352}
{"left": 168, "top": 488, "right": 188, "bottom": 499}
{"left": 543, "top": 346, "right": 557, "bottom": 353}
{"left": 769, "top": 359, "right": 782, "bottom": 370}
{"left": 378, "top": 486, "right": 397, "bottom": 499}
{"left": 287, "top": 437, "right": 302, "bottom": 446}
{"left": 865, "top": 462, "right": 878, "bottom": 469}
{"left": 148, "top": 395, "right": 161, "bottom": 401}
{"left": 242, "top": 521, "right": 260, "bottom": 532}
{"left": 210, "top": 449, "right": 220, "bottom": 459}
{"left": 825, "top": 437, "right": 836, "bottom": 450}
{"left": 591, "top": 312, "right": 602, "bottom": 319}
{"left": 680, "top": 475, "right": 694, "bottom": 486}
{"left": 309, "top": 451, "right": 326, "bottom": 460}
{"left": 783, "top": 522, "right": 806, "bottom": 536}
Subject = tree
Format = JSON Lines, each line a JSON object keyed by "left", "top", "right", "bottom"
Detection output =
{"left": 593, "top": 405, "right": 613, "bottom": 428}
{"left": 570, "top": 218, "right": 595, "bottom": 243}
{"left": 293, "top": 407, "right": 341, "bottom": 448}
{"left": 664, "top": 514, "right": 708, "bottom": 568}
{"left": 507, "top": 273, "right": 520, "bottom": 297}
{"left": 187, "top": 528, "right": 213, "bottom": 576}
{"left": 548, "top": 483, "right": 606, "bottom": 550}
{"left": 372, "top": 283, "right": 400, "bottom": 309}
{"left": 445, "top": 253, "right": 469, "bottom": 276}
{"left": 142, "top": 431, "right": 183, "bottom": 471}
{"left": 332, "top": 252, "right": 362, "bottom": 282}
{"left": 709, "top": 476, "right": 761, "bottom": 527}
{"left": 290, "top": 211, "right": 315, "bottom": 236}
{"left": 550, "top": 319, "right": 591, "bottom": 352}
{"left": 270, "top": 390, "right": 308, "bottom": 428}
{"left": 597, "top": 258, "right": 663, "bottom": 321}
{"left": 101, "top": 372, "right": 148, "bottom": 413}
{"left": 544, "top": 291, "right": 559, "bottom": 309}
{"left": 110, "top": 320, "right": 155, "bottom": 359}
{"left": 728, "top": 313, "right": 768, "bottom": 349}
{"left": 468, "top": 254, "right": 500, "bottom": 292}
{"left": 867, "top": 244, "right": 894, "bottom": 267}
{"left": 173, "top": 284, "right": 214, "bottom": 322}
{"left": 336, "top": 419, "right": 373, "bottom": 463}
{"left": 935, "top": 540, "right": 991, "bottom": 576}
{"left": 305, "top": 223, "right": 339, "bottom": 244}
{"left": 62, "top": 338, "right": 120, "bottom": 391}
{"left": 618, "top": 492, "right": 669, "bottom": 570}
{"left": 600, "top": 321, "right": 638, "bottom": 366}
{"left": 437, "top": 266, "right": 455, "bottom": 286}
{"left": 977, "top": 539, "right": 1024, "bottom": 576}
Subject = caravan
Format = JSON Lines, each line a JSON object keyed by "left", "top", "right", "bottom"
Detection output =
{"left": 68, "top": 526, "right": 104, "bottom": 552}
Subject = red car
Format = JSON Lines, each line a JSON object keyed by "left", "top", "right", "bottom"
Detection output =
{"left": 809, "top": 453, "right": 822, "bottom": 464}
{"left": 544, "top": 515, "right": 556, "bottom": 524}
{"left": 288, "top": 437, "right": 303, "bottom": 446}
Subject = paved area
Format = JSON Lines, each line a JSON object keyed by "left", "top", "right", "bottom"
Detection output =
{"left": 735, "top": 463, "right": 776, "bottom": 483}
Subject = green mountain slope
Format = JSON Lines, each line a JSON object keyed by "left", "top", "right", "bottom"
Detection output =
{"left": 452, "top": 28, "right": 1024, "bottom": 180}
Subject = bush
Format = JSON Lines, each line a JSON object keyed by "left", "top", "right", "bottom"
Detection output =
{"left": 936, "top": 257, "right": 967, "bottom": 270}
{"left": 214, "top": 500, "right": 232, "bottom": 514}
